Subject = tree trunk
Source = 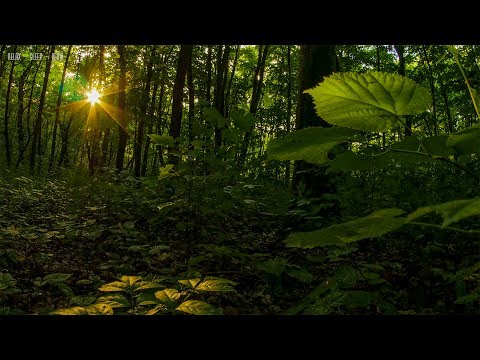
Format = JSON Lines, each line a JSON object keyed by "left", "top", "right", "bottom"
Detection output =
{"left": 225, "top": 45, "right": 239, "bottom": 119}
{"left": 17, "top": 61, "right": 32, "bottom": 161}
{"left": 17, "top": 60, "right": 41, "bottom": 168}
{"left": 141, "top": 81, "right": 159, "bottom": 176}
{"left": 187, "top": 47, "right": 195, "bottom": 144}
{"left": 99, "top": 45, "right": 111, "bottom": 170}
{"left": 285, "top": 45, "right": 292, "bottom": 185}
{"left": 30, "top": 45, "right": 55, "bottom": 174}
{"left": 116, "top": 45, "right": 128, "bottom": 172}
{"left": 48, "top": 45, "right": 71, "bottom": 172}
{"left": 169, "top": 45, "right": 193, "bottom": 153}
{"left": 213, "top": 45, "right": 230, "bottom": 148}
{"left": 58, "top": 112, "right": 73, "bottom": 167}
{"left": 421, "top": 45, "right": 438, "bottom": 136}
{"left": 134, "top": 47, "right": 155, "bottom": 177}
{"left": 292, "top": 46, "right": 338, "bottom": 210}
{"left": 88, "top": 45, "right": 105, "bottom": 176}
{"left": 4, "top": 45, "right": 16, "bottom": 166}
{"left": 206, "top": 46, "right": 212, "bottom": 106}
{"left": 394, "top": 45, "right": 410, "bottom": 136}
{"left": 237, "top": 45, "right": 269, "bottom": 168}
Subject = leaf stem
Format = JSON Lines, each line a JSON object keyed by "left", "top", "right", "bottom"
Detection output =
{"left": 409, "top": 221, "right": 480, "bottom": 234}
{"left": 387, "top": 148, "right": 480, "bottom": 182}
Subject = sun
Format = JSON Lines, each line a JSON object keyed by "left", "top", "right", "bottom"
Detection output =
{"left": 87, "top": 89, "right": 101, "bottom": 105}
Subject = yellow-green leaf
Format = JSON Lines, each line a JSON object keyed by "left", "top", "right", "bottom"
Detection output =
{"left": 175, "top": 300, "right": 222, "bottom": 315}
{"left": 305, "top": 71, "right": 431, "bottom": 132}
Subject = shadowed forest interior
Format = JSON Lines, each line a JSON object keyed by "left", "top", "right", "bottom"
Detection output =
{"left": 0, "top": 44, "right": 479, "bottom": 315}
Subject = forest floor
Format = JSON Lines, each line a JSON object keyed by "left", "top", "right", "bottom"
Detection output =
{"left": 0, "top": 172, "right": 479, "bottom": 315}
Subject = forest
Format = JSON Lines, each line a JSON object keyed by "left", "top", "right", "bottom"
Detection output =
{"left": 0, "top": 44, "right": 479, "bottom": 315}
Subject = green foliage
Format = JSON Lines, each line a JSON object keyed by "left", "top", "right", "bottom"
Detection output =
{"left": 447, "top": 125, "right": 480, "bottom": 155}
{"left": 267, "top": 126, "right": 357, "bottom": 164}
{"left": 305, "top": 71, "right": 432, "bottom": 131}
{"left": 51, "top": 274, "right": 235, "bottom": 315}
{"left": 407, "top": 198, "right": 480, "bottom": 227}
{"left": 286, "top": 209, "right": 406, "bottom": 248}
{"left": 148, "top": 134, "right": 175, "bottom": 147}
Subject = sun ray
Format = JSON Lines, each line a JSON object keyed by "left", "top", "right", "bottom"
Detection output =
{"left": 96, "top": 100, "right": 130, "bottom": 135}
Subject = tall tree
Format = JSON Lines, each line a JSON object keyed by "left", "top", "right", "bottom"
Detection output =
{"left": 3, "top": 45, "right": 16, "bottom": 166}
{"left": 225, "top": 45, "right": 240, "bottom": 118}
{"left": 48, "top": 45, "right": 72, "bottom": 172}
{"left": 285, "top": 45, "right": 292, "bottom": 184}
{"left": 88, "top": 46, "right": 104, "bottom": 176}
{"left": 141, "top": 80, "right": 159, "bottom": 177}
{"left": 30, "top": 46, "right": 55, "bottom": 173}
{"left": 292, "top": 45, "right": 339, "bottom": 211}
{"left": 237, "top": 45, "right": 269, "bottom": 167}
{"left": 134, "top": 47, "right": 155, "bottom": 177}
{"left": 213, "top": 45, "right": 230, "bottom": 148}
{"left": 17, "top": 61, "right": 32, "bottom": 160}
{"left": 421, "top": 45, "right": 438, "bottom": 136}
{"left": 205, "top": 46, "right": 212, "bottom": 106}
{"left": 187, "top": 48, "right": 195, "bottom": 144}
{"left": 169, "top": 45, "right": 193, "bottom": 147}
{"left": 116, "top": 45, "right": 128, "bottom": 172}
{"left": 394, "top": 45, "right": 409, "bottom": 136}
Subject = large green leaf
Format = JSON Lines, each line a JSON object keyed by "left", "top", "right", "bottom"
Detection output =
{"left": 44, "top": 273, "right": 72, "bottom": 283}
{"left": 195, "top": 277, "right": 237, "bottom": 292}
{"left": 267, "top": 126, "right": 357, "bottom": 164}
{"left": 50, "top": 303, "right": 113, "bottom": 315}
{"left": 446, "top": 125, "right": 480, "bottom": 155}
{"left": 96, "top": 294, "right": 130, "bottom": 309}
{"left": 178, "top": 278, "right": 202, "bottom": 289}
{"left": 154, "top": 288, "right": 181, "bottom": 307}
{"left": 286, "top": 209, "right": 406, "bottom": 248}
{"left": 305, "top": 71, "right": 432, "bottom": 132}
{"left": 407, "top": 198, "right": 480, "bottom": 227}
{"left": 98, "top": 276, "right": 143, "bottom": 292}
{"left": 176, "top": 300, "right": 222, "bottom": 315}
{"left": 326, "top": 150, "right": 391, "bottom": 173}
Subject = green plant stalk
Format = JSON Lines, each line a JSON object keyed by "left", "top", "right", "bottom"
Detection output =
{"left": 450, "top": 46, "right": 480, "bottom": 119}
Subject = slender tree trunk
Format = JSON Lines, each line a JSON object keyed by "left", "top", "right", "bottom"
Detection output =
{"left": 88, "top": 46, "right": 105, "bottom": 176}
{"left": 206, "top": 46, "right": 212, "bottom": 106}
{"left": 237, "top": 45, "right": 269, "bottom": 168}
{"left": 116, "top": 45, "right": 128, "bottom": 172}
{"left": 441, "top": 83, "right": 454, "bottom": 133}
{"left": 98, "top": 45, "right": 111, "bottom": 170}
{"left": 58, "top": 112, "right": 73, "bottom": 167}
{"left": 141, "top": 81, "right": 158, "bottom": 176}
{"left": 3, "top": 46, "right": 16, "bottom": 166}
{"left": 376, "top": 46, "right": 387, "bottom": 148}
{"left": 187, "top": 48, "right": 195, "bottom": 144}
{"left": 169, "top": 45, "right": 193, "bottom": 159}
{"left": 213, "top": 45, "right": 230, "bottom": 148}
{"left": 17, "top": 60, "right": 40, "bottom": 167}
{"left": 30, "top": 46, "right": 54, "bottom": 173}
{"left": 17, "top": 64, "right": 31, "bottom": 158}
{"left": 394, "top": 45, "right": 410, "bottom": 136}
{"left": 134, "top": 47, "right": 155, "bottom": 177}
{"left": 285, "top": 45, "right": 292, "bottom": 184}
{"left": 421, "top": 45, "right": 438, "bottom": 136}
{"left": 156, "top": 67, "right": 168, "bottom": 169}
{"left": 48, "top": 45, "right": 71, "bottom": 172}
{"left": 225, "top": 45, "right": 239, "bottom": 118}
